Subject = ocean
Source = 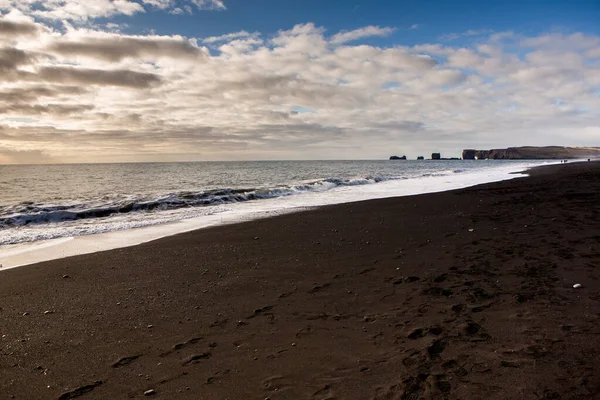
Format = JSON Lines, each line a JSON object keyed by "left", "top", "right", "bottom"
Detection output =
{"left": 0, "top": 160, "right": 551, "bottom": 266}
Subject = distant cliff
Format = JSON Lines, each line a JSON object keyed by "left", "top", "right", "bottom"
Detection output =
{"left": 462, "top": 146, "right": 600, "bottom": 160}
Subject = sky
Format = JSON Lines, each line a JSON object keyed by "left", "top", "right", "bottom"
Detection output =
{"left": 0, "top": 0, "right": 599, "bottom": 163}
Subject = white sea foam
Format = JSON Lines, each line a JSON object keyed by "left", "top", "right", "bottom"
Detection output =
{"left": 0, "top": 160, "right": 553, "bottom": 269}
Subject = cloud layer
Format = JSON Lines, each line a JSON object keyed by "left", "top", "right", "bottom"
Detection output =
{"left": 0, "top": 9, "right": 598, "bottom": 163}
{"left": 0, "top": 0, "right": 226, "bottom": 21}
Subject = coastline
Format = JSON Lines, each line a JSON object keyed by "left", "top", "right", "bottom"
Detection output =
{"left": 0, "top": 160, "right": 550, "bottom": 269}
{"left": 0, "top": 161, "right": 598, "bottom": 399}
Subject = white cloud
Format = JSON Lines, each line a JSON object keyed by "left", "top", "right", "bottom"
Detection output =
{"left": 0, "top": 19, "right": 598, "bottom": 162}
{"left": 30, "top": 0, "right": 144, "bottom": 21}
{"left": 521, "top": 32, "right": 600, "bottom": 51}
{"left": 330, "top": 26, "right": 396, "bottom": 45}
{"left": 271, "top": 23, "right": 328, "bottom": 56}
{"left": 46, "top": 30, "right": 208, "bottom": 62}
{"left": 203, "top": 30, "right": 255, "bottom": 43}
{"left": 585, "top": 47, "right": 600, "bottom": 59}
{"left": 218, "top": 37, "right": 264, "bottom": 55}
{"left": 189, "top": 0, "right": 226, "bottom": 10}
{"left": 141, "top": 0, "right": 173, "bottom": 9}
{"left": 0, "top": 145, "right": 55, "bottom": 164}
{"left": 0, "top": 0, "right": 227, "bottom": 21}
{"left": 0, "top": 13, "right": 41, "bottom": 37}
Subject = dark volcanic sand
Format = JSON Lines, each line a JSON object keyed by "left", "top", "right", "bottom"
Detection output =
{"left": 0, "top": 162, "right": 599, "bottom": 400}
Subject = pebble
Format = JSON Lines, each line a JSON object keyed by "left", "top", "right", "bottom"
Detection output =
{"left": 43, "top": 310, "right": 53, "bottom": 315}
{"left": 22, "top": 312, "right": 29, "bottom": 316}
{"left": 144, "top": 389, "right": 156, "bottom": 396}
{"left": 573, "top": 283, "right": 582, "bottom": 288}
{"left": 62, "top": 275, "right": 70, "bottom": 279}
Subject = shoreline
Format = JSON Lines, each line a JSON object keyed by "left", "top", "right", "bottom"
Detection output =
{"left": 0, "top": 160, "right": 551, "bottom": 269}
{"left": 0, "top": 161, "right": 598, "bottom": 399}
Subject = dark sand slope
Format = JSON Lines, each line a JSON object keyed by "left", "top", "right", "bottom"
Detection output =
{"left": 1, "top": 162, "right": 599, "bottom": 400}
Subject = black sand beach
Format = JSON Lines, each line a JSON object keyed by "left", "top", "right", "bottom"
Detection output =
{"left": 0, "top": 161, "right": 599, "bottom": 399}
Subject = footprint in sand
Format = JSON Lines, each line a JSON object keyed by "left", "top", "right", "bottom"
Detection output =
{"left": 408, "top": 328, "right": 427, "bottom": 339}
{"left": 262, "top": 375, "right": 293, "bottom": 392}
{"left": 451, "top": 303, "right": 466, "bottom": 313}
{"left": 296, "top": 325, "right": 314, "bottom": 338}
{"left": 308, "top": 283, "right": 331, "bottom": 294}
{"left": 427, "top": 338, "right": 448, "bottom": 358}
{"left": 210, "top": 318, "right": 229, "bottom": 328}
{"left": 112, "top": 355, "right": 141, "bottom": 368}
{"left": 469, "top": 304, "right": 491, "bottom": 313}
{"left": 393, "top": 276, "right": 420, "bottom": 285}
{"left": 161, "top": 337, "right": 204, "bottom": 357}
{"left": 206, "top": 369, "right": 231, "bottom": 384}
{"left": 393, "top": 375, "right": 429, "bottom": 399}
{"left": 442, "top": 359, "right": 468, "bottom": 377}
{"left": 173, "top": 337, "right": 203, "bottom": 350}
{"left": 182, "top": 352, "right": 212, "bottom": 366}
{"left": 247, "top": 305, "right": 274, "bottom": 319}
{"left": 401, "top": 351, "right": 427, "bottom": 367}
{"left": 312, "top": 384, "right": 336, "bottom": 400}
{"left": 425, "top": 374, "right": 452, "bottom": 396}
{"left": 279, "top": 290, "right": 295, "bottom": 298}
{"left": 58, "top": 381, "right": 104, "bottom": 399}
{"left": 463, "top": 322, "right": 481, "bottom": 336}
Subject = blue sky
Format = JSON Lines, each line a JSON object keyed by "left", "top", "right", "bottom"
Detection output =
{"left": 119, "top": 0, "right": 600, "bottom": 46}
{"left": 0, "top": 0, "right": 599, "bottom": 163}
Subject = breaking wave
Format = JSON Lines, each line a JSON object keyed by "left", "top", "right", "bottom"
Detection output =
{"left": 0, "top": 175, "right": 403, "bottom": 228}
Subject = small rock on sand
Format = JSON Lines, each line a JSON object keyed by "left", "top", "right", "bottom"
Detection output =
{"left": 144, "top": 389, "right": 156, "bottom": 396}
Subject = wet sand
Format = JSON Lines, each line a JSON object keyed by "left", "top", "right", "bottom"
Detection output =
{"left": 0, "top": 161, "right": 598, "bottom": 399}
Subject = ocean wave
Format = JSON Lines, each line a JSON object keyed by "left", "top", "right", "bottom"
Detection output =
{"left": 0, "top": 175, "right": 396, "bottom": 228}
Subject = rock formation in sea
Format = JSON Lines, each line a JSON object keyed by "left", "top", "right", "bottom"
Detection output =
{"left": 462, "top": 146, "right": 600, "bottom": 160}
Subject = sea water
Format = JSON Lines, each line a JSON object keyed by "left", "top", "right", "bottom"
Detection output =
{"left": 0, "top": 160, "right": 552, "bottom": 267}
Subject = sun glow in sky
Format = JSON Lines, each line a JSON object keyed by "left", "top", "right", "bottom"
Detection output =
{"left": 0, "top": 0, "right": 599, "bottom": 163}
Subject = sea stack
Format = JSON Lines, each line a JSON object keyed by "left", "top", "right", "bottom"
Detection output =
{"left": 462, "top": 149, "right": 477, "bottom": 160}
